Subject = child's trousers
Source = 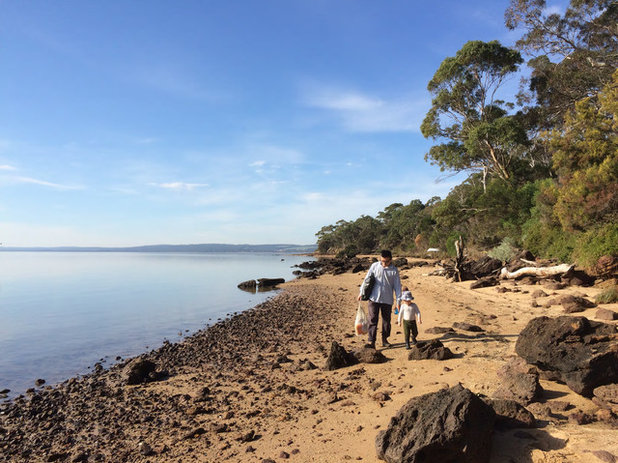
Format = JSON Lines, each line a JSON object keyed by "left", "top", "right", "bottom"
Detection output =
{"left": 403, "top": 319, "right": 418, "bottom": 344}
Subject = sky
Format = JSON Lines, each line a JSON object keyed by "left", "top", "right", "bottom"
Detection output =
{"left": 0, "top": 0, "right": 565, "bottom": 247}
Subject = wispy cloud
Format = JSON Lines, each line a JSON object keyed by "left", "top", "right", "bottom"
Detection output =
{"left": 301, "top": 84, "right": 427, "bottom": 133}
{"left": 14, "top": 176, "right": 83, "bottom": 190}
{"left": 543, "top": 5, "right": 564, "bottom": 16}
{"left": 0, "top": 164, "right": 16, "bottom": 171}
{"left": 149, "top": 182, "right": 209, "bottom": 191}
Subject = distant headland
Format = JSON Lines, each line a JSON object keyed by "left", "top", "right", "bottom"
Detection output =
{"left": 0, "top": 243, "right": 317, "bottom": 253}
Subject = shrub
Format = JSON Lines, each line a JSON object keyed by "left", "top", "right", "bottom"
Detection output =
{"left": 572, "top": 223, "right": 618, "bottom": 269}
{"left": 596, "top": 287, "right": 618, "bottom": 304}
{"left": 488, "top": 237, "right": 518, "bottom": 262}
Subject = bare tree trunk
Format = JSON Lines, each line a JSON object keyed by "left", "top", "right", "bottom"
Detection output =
{"left": 499, "top": 264, "right": 574, "bottom": 279}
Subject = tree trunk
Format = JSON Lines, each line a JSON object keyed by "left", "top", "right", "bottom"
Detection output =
{"left": 499, "top": 264, "right": 574, "bottom": 279}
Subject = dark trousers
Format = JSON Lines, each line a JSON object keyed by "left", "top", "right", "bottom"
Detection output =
{"left": 367, "top": 301, "right": 392, "bottom": 344}
{"left": 403, "top": 319, "right": 418, "bottom": 344}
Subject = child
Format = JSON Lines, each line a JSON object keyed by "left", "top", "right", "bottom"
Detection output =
{"left": 394, "top": 286, "right": 410, "bottom": 315}
{"left": 397, "top": 290, "right": 422, "bottom": 349}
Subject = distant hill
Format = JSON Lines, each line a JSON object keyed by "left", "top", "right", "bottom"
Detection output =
{"left": 0, "top": 243, "right": 317, "bottom": 253}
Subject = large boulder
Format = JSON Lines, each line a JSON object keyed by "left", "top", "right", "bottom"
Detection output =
{"left": 376, "top": 384, "right": 495, "bottom": 463}
{"left": 515, "top": 316, "right": 618, "bottom": 397}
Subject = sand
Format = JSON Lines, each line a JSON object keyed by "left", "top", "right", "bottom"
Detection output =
{"left": 1, "top": 259, "right": 617, "bottom": 462}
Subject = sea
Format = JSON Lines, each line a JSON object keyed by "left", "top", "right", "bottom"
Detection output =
{"left": 0, "top": 251, "right": 313, "bottom": 399}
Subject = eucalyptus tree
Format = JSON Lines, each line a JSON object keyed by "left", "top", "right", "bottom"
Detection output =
{"left": 506, "top": 0, "right": 618, "bottom": 128}
{"left": 421, "top": 40, "right": 528, "bottom": 189}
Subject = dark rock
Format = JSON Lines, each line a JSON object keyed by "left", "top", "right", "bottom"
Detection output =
{"left": 493, "top": 357, "right": 543, "bottom": 405}
{"left": 595, "top": 255, "right": 618, "bottom": 279}
{"left": 354, "top": 347, "right": 387, "bottom": 364}
{"left": 515, "top": 316, "right": 618, "bottom": 396}
{"left": 47, "top": 453, "right": 69, "bottom": 462}
{"left": 569, "top": 411, "right": 594, "bottom": 425}
{"left": 122, "top": 359, "right": 159, "bottom": 385}
{"left": 596, "top": 308, "right": 618, "bottom": 321}
{"left": 544, "top": 281, "right": 566, "bottom": 291}
{"left": 560, "top": 295, "right": 596, "bottom": 313}
{"left": 425, "top": 327, "right": 455, "bottom": 334}
{"left": 592, "top": 384, "right": 618, "bottom": 414}
{"left": 324, "top": 341, "right": 358, "bottom": 370}
{"left": 452, "top": 322, "right": 484, "bottom": 332}
{"left": 237, "top": 279, "right": 257, "bottom": 290}
{"left": 484, "top": 398, "right": 536, "bottom": 429}
{"left": 375, "top": 384, "right": 495, "bottom": 463}
{"left": 520, "top": 276, "right": 539, "bottom": 285}
{"left": 408, "top": 339, "right": 454, "bottom": 361}
{"left": 257, "top": 278, "right": 285, "bottom": 288}
{"left": 532, "top": 290, "right": 548, "bottom": 298}
{"left": 138, "top": 442, "right": 155, "bottom": 456}
{"left": 470, "top": 277, "right": 499, "bottom": 289}
{"left": 35, "top": 379, "right": 45, "bottom": 387}
{"left": 469, "top": 256, "right": 503, "bottom": 277}
{"left": 393, "top": 258, "right": 408, "bottom": 267}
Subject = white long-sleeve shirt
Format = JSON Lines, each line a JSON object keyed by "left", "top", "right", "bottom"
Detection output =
{"left": 359, "top": 261, "right": 402, "bottom": 305}
{"left": 398, "top": 302, "right": 421, "bottom": 324}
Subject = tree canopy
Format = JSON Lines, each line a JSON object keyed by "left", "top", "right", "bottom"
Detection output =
{"left": 421, "top": 41, "right": 528, "bottom": 186}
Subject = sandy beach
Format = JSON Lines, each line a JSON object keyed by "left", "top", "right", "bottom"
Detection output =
{"left": 1, "top": 259, "right": 617, "bottom": 462}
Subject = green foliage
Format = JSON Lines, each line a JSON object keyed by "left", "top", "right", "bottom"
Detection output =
{"left": 546, "top": 70, "right": 618, "bottom": 231}
{"left": 488, "top": 237, "right": 518, "bottom": 262}
{"left": 596, "top": 286, "right": 618, "bottom": 304}
{"left": 572, "top": 222, "right": 618, "bottom": 268}
{"left": 506, "top": 0, "right": 618, "bottom": 128}
{"left": 422, "top": 40, "right": 527, "bottom": 182}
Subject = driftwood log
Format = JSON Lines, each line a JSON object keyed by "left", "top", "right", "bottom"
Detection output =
{"left": 500, "top": 264, "right": 574, "bottom": 280}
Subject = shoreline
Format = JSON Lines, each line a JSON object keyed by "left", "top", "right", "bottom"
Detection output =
{"left": 1, "top": 263, "right": 617, "bottom": 462}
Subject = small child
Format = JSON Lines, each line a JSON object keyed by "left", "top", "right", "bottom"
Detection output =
{"left": 394, "top": 286, "right": 410, "bottom": 315}
{"left": 397, "top": 290, "right": 422, "bottom": 349}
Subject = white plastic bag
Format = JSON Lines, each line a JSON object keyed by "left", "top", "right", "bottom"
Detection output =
{"left": 354, "top": 303, "right": 369, "bottom": 336}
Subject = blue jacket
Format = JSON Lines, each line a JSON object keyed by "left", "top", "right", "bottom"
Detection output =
{"left": 360, "top": 261, "right": 402, "bottom": 305}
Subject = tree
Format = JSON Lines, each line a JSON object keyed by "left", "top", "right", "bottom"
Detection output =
{"left": 506, "top": 0, "right": 618, "bottom": 128}
{"left": 546, "top": 69, "right": 618, "bottom": 231}
{"left": 421, "top": 40, "right": 528, "bottom": 189}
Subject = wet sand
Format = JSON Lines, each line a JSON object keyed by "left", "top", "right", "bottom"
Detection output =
{"left": 1, "top": 260, "right": 617, "bottom": 462}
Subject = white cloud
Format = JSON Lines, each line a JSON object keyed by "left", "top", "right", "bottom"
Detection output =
{"left": 301, "top": 84, "right": 427, "bottom": 133}
{"left": 0, "top": 164, "right": 16, "bottom": 171}
{"left": 14, "top": 176, "right": 83, "bottom": 190}
{"left": 149, "top": 182, "right": 209, "bottom": 191}
{"left": 543, "top": 5, "right": 564, "bottom": 16}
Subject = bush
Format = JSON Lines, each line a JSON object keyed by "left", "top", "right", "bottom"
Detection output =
{"left": 596, "top": 287, "right": 618, "bottom": 304}
{"left": 572, "top": 223, "right": 618, "bottom": 269}
{"left": 488, "top": 237, "right": 518, "bottom": 262}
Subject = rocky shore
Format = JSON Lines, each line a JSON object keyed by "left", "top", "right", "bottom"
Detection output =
{"left": 1, "top": 259, "right": 617, "bottom": 462}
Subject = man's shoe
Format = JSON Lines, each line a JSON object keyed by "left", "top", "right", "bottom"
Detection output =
{"left": 405, "top": 342, "right": 411, "bottom": 350}
{"left": 381, "top": 341, "right": 392, "bottom": 348}
{"left": 364, "top": 343, "right": 376, "bottom": 349}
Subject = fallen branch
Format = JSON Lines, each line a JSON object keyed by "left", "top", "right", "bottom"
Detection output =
{"left": 500, "top": 263, "right": 574, "bottom": 280}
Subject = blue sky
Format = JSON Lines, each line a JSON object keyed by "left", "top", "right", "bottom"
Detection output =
{"left": 0, "top": 1, "right": 563, "bottom": 247}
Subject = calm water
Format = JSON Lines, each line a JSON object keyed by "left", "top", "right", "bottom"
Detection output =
{"left": 0, "top": 252, "right": 312, "bottom": 398}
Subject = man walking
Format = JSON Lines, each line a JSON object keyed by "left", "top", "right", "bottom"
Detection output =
{"left": 357, "top": 250, "right": 402, "bottom": 349}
